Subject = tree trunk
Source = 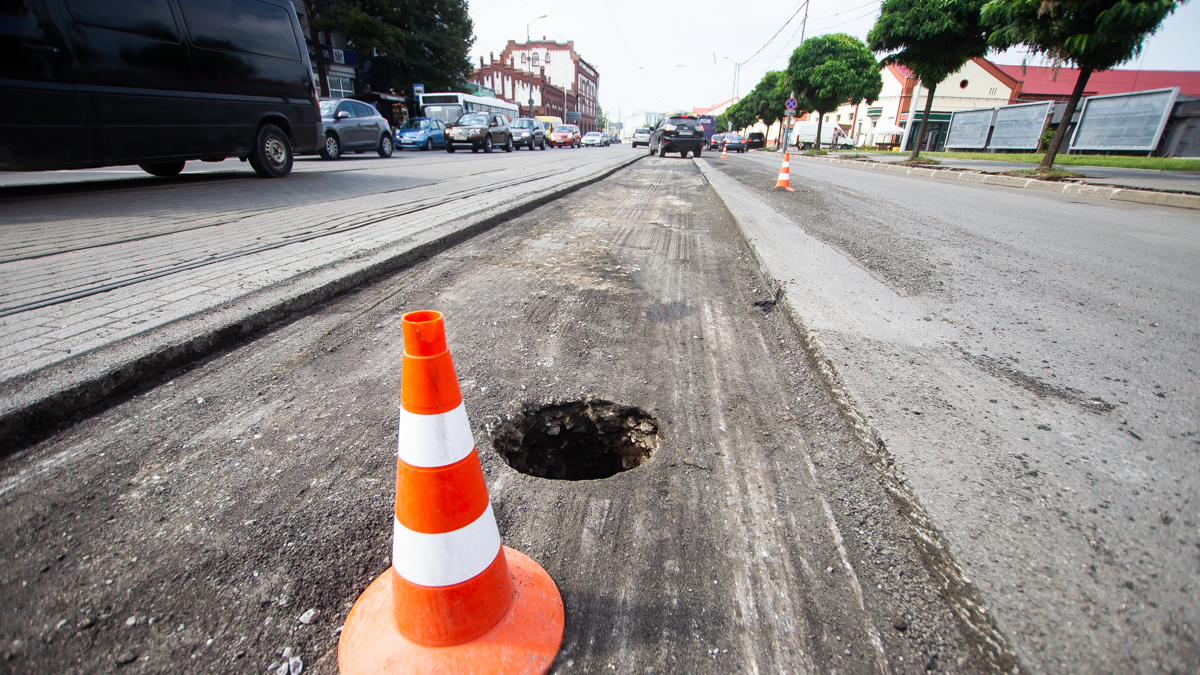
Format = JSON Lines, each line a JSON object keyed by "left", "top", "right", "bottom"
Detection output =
{"left": 1040, "top": 65, "right": 1093, "bottom": 171}
{"left": 910, "top": 82, "right": 936, "bottom": 160}
{"left": 302, "top": 0, "right": 330, "bottom": 98}
{"left": 815, "top": 113, "right": 824, "bottom": 152}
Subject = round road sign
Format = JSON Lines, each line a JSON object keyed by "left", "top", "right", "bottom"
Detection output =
{"left": 785, "top": 97, "right": 798, "bottom": 111}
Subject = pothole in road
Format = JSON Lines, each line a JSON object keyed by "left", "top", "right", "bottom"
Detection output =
{"left": 492, "top": 400, "right": 659, "bottom": 480}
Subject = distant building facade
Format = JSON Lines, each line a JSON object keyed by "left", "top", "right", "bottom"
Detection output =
{"left": 470, "top": 39, "right": 599, "bottom": 132}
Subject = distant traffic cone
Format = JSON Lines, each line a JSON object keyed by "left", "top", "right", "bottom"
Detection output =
{"left": 773, "top": 152, "right": 794, "bottom": 191}
{"left": 339, "top": 310, "right": 564, "bottom": 675}
{"left": 720, "top": 142, "right": 728, "bottom": 159}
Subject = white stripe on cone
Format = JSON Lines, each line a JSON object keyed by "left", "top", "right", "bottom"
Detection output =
{"left": 392, "top": 503, "right": 503, "bottom": 587}
{"left": 397, "top": 402, "right": 475, "bottom": 467}
{"left": 778, "top": 173, "right": 789, "bottom": 181}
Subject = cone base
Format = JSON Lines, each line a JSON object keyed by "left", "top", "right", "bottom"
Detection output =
{"left": 338, "top": 547, "right": 564, "bottom": 675}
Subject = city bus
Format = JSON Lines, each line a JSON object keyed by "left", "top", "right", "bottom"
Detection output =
{"left": 419, "top": 93, "right": 519, "bottom": 125}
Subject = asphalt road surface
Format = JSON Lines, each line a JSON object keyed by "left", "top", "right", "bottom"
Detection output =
{"left": 2, "top": 144, "right": 1197, "bottom": 675}
{"left": 1, "top": 154, "right": 984, "bottom": 673}
{"left": 706, "top": 151, "right": 1200, "bottom": 673}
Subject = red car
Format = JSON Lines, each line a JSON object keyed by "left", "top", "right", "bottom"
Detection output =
{"left": 549, "top": 124, "right": 581, "bottom": 148}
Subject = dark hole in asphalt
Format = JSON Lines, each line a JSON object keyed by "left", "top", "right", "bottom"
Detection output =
{"left": 492, "top": 399, "right": 659, "bottom": 480}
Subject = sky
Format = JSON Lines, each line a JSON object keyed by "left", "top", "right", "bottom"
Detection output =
{"left": 466, "top": 0, "right": 1200, "bottom": 132}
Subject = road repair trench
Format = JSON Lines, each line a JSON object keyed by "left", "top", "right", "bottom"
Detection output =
{"left": 2, "top": 157, "right": 980, "bottom": 673}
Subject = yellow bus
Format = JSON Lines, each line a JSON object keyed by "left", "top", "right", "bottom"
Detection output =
{"left": 535, "top": 116, "right": 563, "bottom": 132}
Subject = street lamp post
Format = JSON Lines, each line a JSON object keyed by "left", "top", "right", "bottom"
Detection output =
{"left": 526, "top": 15, "right": 546, "bottom": 117}
{"left": 721, "top": 56, "right": 740, "bottom": 103}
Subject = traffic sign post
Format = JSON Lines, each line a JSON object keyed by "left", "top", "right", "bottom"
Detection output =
{"left": 783, "top": 93, "right": 797, "bottom": 151}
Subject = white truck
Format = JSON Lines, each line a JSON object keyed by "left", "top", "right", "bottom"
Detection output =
{"left": 788, "top": 121, "right": 854, "bottom": 150}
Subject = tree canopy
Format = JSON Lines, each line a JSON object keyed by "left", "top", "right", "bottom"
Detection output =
{"left": 982, "top": 0, "right": 1184, "bottom": 168}
{"left": 715, "top": 71, "right": 791, "bottom": 137}
{"left": 868, "top": 0, "right": 992, "bottom": 158}
{"left": 305, "top": 0, "right": 475, "bottom": 97}
{"left": 787, "top": 34, "right": 882, "bottom": 150}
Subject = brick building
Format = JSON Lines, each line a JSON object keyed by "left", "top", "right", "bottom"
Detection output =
{"left": 470, "top": 39, "right": 599, "bottom": 132}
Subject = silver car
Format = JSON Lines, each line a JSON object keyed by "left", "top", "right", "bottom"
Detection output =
{"left": 319, "top": 99, "right": 394, "bottom": 160}
{"left": 632, "top": 127, "right": 651, "bottom": 148}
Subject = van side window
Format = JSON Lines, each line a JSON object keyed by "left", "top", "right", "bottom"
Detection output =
{"left": 65, "top": 0, "right": 179, "bottom": 40}
{"left": 178, "top": 0, "right": 299, "bottom": 61}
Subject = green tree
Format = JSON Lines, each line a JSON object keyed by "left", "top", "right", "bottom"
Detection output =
{"left": 983, "top": 0, "right": 1186, "bottom": 169}
{"left": 787, "top": 34, "right": 883, "bottom": 151}
{"left": 868, "top": 0, "right": 992, "bottom": 159}
{"left": 746, "top": 71, "right": 790, "bottom": 146}
{"left": 310, "top": 0, "right": 475, "bottom": 98}
{"left": 716, "top": 98, "right": 757, "bottom": 135}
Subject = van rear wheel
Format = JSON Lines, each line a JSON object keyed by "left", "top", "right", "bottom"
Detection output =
{"left": 249, "top": 124, "right": 293, "bottom": 178}
{"left": 139, "top": 161, "right": 186, "bottom": 177}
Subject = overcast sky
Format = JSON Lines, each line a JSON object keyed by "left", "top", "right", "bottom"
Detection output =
{"left": 467, "top": 0, "right": 1200, "bottom": 131}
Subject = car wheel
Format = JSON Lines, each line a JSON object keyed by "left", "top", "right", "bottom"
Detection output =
{"left": 320, "top": 132, "right": 341, "bottom": 160}
{"left": 446, "top": 144, "right": 455, "bottom": 153}
{"left": 483, "top": 136, "right": 493, "bottom": 153}
{"left": 425, "top": 138, "right": 434, "bottom": 151}
{"left": 505, "top": 135, "right": 514, "bottom": 152}
{"left": 138, "top": 160, "right": 186, "bottom": 177}
{"left": 249, "top": 124, "right": 293, "bottom": 178}
{"left": 694, "top": 148, "right": 702, "bottom": 158}
{"left": 377, "top": 134, "right": 394, "bottom": 158}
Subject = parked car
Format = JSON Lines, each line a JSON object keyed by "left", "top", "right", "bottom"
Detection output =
{"left": 319, "top": 99, "right": 393, "bottom": 159}
{"left": 723, "top": 133, "right": 748, "bottom": 153}
{"left": 709, "top": 133, "right": 726, "bottom": 150}
{"left": 650, "top": 113, "right": 704, "bottom": 158}
{"left": 549, "top": 125, "right": 581, "bottom": 148}
{"left": 0, "top": 0, "right": 320, "bottom": 178}
{"left": 632, "top": 127, "right": 652, "bottom": 148}
{"left": 394, "top": 118, "right": 445, "bottom": 151}
{"left": 445, "top": 112, "right": 513, "bottom": 153}
{"left": 509, "top": 118, "right": 547, "bottom": 150}
{"left": 747, "top": 132, "right": 766, "bottom": 149}
{"left": 582, "top": 132, "right": 605, "bottom": 147}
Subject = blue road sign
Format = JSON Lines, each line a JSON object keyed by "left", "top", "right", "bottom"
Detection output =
{"left": 785, "top": 97, "right": 798, "bottom": 111}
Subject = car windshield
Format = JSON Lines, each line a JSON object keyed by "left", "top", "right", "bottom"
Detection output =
{"left": 319, "top": 101, "right": 339, "bottom": 117}
{"left": 727, "top": 134, "right": 743, "bottom": 141}
{"left": 584, "top": 132, "right": 600, "bottom": 137}
{"left": 668, "top": 118, "right": 701, "bottom": 127}
{"left": 553, "top": 126, "right": 575, "bottom": 133}
{"left": 423, "top": 105, "right": 463, "bottom": 124}
{"left": 511, "top": 119, "right": 535, "bottom": 129}
{"left": 401, "top": 119, "right": 431, "bottom": 129}
{"left": 636, "top": 128, "right": 650, "bottom": 135}
{"left": 455, "top": 113, "right": 489, "bottom": 126}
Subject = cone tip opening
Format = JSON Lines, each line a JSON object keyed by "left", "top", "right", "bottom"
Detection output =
{"left": 402, "top": 311, "right": 447, "bottom": 357}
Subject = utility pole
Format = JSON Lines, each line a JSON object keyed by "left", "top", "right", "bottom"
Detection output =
{"left": 526, "top": 15, "right": 546, "bottom": 117}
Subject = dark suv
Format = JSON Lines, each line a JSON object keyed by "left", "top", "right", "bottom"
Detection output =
{"left": 445, "top": 112, "right": 513, "bottom": 153}
{"left": 509, "top": 118, "right": 547, "bottom": 150}
{"left": 747, "top": 132, "right": 767, "bottom": 149}
{"left": 650, "top": 114, "right": 704, "bottom": 158}
{"left": 319, "top": 99, "right": 394, "bottom": 160}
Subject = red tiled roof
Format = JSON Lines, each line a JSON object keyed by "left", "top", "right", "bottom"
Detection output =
{"left": 995, "top": 64, "right": 1200, "bottom": 98}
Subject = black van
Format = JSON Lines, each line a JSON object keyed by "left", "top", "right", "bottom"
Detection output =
{"left": 0, "top": 0, "right": 321, "bottom": 178}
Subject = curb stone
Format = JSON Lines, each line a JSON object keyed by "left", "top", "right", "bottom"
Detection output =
{"left": 797, "top": 156, "right": 1200, "bottom": 210}
{"left": 0, "top": 153, "right": 643, "bottom": 454}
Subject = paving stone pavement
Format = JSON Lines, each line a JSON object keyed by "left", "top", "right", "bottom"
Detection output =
{"left": 0, "top": 149, "right": 640, "bottom": 440}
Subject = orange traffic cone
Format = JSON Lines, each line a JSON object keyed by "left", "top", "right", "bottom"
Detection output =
{"left": 339, "top": 310, "right": 564, "bottom": 675}
{"left": 773, "top": 152, "right": 794, "bottom": 191}
{"left": 720, "top": 142, "right": 728, "bottom": 159}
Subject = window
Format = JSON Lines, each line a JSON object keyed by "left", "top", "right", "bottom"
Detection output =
{"left": 179, "top": 0, "right": 298, "bottom": 60}
{"left": 521, "top": 53, "right": 526, "bottom": 63}
{"left": 328, "top": 76, "right": 354, "bottom": 98}
{"left": 335, "top": 101, "right": 354, "bottom": 118}
{"left": 351, "top": 101, "right": 375, "bottom": 117}
{"left": 959, "top": 79, "right": 969, "bottom": 88}
{"left": 65, "top": 0, "right": 179, "bottom": 40}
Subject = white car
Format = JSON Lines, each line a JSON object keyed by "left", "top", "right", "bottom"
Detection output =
{"left": 582, "top": 132, "right": 604, "bottom": 147}
{"left": 632, "top": 127, "right": 651, "bottom": 147}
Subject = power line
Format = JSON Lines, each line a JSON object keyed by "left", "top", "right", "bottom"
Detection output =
{"left": 738, "top": 0, "right": 809, "bottom": 66}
